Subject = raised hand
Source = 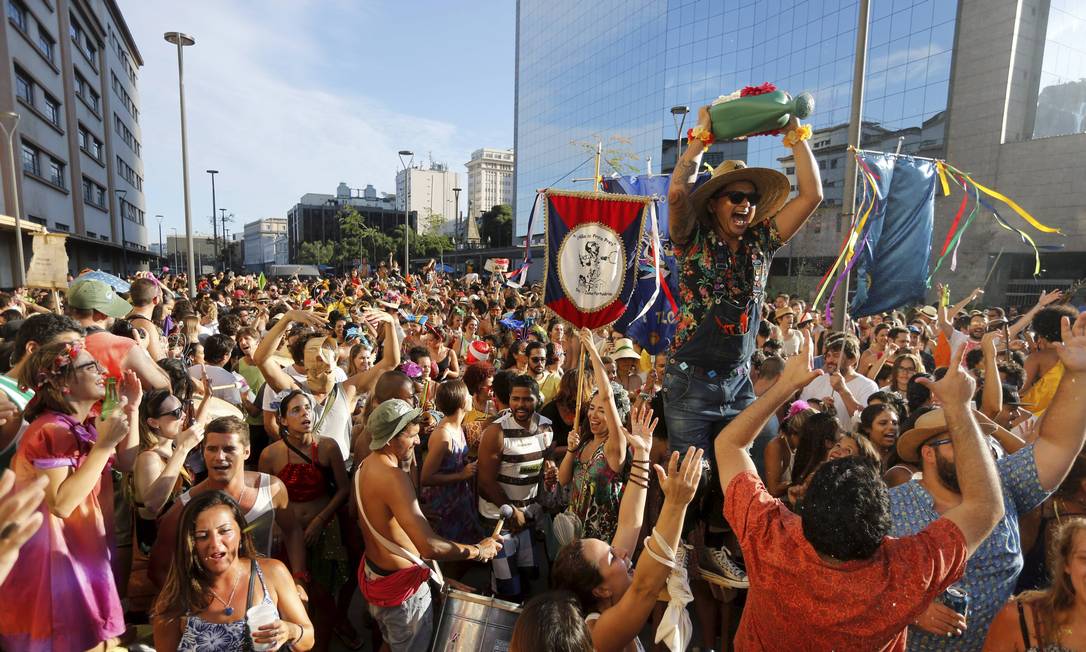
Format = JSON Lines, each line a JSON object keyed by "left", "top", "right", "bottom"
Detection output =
{"left": 118, "top": 369, "right": 142, "bottom": 415}
{"left": 177, "top": 422, "right": 205, "bottom": 453}
{"left": 1036, "top": 289, "right": 1063, "bottom": 308}
{"left": 285, "top": 309, "right": 328, "bottom": 329}
{"left": 566, "top": 429, "right": 581, "bottom": 451}
{"left": 917, "top": 344, "right": 976, "bottom": 408}
{"left": 781, "top": 329, "right": 823, "bottom": 391}
{"left": 1054, "top": 313, "right": 1086, "bottom": 374}
{"left": 655, "top": 446, "right": 704, "bottom": 507}
{"left": 627, "top": 403, "right": 658, "bottom": 454}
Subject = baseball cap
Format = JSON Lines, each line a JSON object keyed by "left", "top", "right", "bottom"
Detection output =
{"left": 67, "top": 279, "right": 132, "bottom": 319}
{"left": 368, "top": 399, "right": 423, "bottom": 451}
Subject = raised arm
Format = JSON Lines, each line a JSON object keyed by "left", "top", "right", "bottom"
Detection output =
{"left": 918, "top": 345, "right": 1003, "bottom": 554}
{"left": 1030, "top": 313, "right": 1086, "bottom": 491}
{"left": 1007, "top": 290, "right": 1063, "bottom": 340}
{"left": 715, "top": 331, "right": 821, "bottom": 491}
{"left": 610, "top": 404, "right": 656, "bottom": 554}
{"left": 342, "top": 310, "right": 401, "bottom": 403}
{"left": 773, "top": 115, "right": 824, "bottom": 243}
{"left": 253, "top": 310, "right": 327, "bottom": 393}
{"left": 589, "top": 447, "right": 702, "bottom": 652}
{"left": 579, "top": 329, "right": 627, "bottom": 473}
{"left": 667, "top": 107, "right": 709, "bottom": 246}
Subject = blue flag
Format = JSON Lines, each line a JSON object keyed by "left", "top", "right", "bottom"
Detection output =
{"left": 850, "top": 153, "right": 937, "bottom": 317}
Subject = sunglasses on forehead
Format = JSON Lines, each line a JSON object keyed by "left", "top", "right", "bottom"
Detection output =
{"left": 715, "top": 190, "right": 761, "bottom": 206}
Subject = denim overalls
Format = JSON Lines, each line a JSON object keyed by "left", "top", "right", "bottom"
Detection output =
{"left": 663, "top": 238, "right": 770, "bottom": 456}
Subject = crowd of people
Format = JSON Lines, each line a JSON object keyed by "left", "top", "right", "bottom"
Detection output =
{"left": 0, "top": 104, "right": 1083, "bottom": 652}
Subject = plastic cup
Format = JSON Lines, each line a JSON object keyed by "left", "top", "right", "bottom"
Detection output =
{"left": 247, "top": 602, "right": 279, "bottom": 651}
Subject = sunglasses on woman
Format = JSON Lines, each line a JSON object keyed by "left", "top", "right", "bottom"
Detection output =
{"left": 158, "top": 406, "right": 184, "bottom": 420}
{"left": 716, "top": 190, "right": 761, "bottom": 205}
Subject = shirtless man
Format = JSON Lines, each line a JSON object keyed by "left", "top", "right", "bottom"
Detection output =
{"left": 356, "top": 399, "right": 501, "bottom": 651}
{"left": 149, "top": 416, "right": 307, "bottom": 589}
{"left": 126, "top": 277, "right": 167, "bottom": 362}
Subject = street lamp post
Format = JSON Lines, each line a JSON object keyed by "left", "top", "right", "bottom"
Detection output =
{"left": 452, "top": 186, "right": 462, "bottom": 249}
{"left": 398, "top": 150, "right": 413, "bottom": 276}
{"left": 206, "top": 169, "right": 219, "bottom": 271}
{"left": 155, "top": 215, "right": 164, "bottom": 271}
{"left": 116, "top": 189, "right": 128, "bottom": 276}
{"left": 165, "top": 31, "right": 197, "bottom": 296}
{"left": 219, "top": 208, "right": 230, "bottom": 271}
{"left": 1, "top": 112, "right": 27, "bottom": 286}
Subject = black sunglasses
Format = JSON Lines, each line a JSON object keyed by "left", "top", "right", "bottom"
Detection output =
{"left": 716, "top": 190, "right": 761, "bottom": 205}
{"left": 158, "top": 405, "right": 184, "bottom": 420}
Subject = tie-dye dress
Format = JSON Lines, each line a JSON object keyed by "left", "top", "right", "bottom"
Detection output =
{"left": 0, "top": 411, "right": 125, "bottom": 652}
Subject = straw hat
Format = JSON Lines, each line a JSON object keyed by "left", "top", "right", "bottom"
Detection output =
{"left": 773, "top": 306, "right": 795, "bottom": 322}
{"left": 896, "top": 408, "right": 998, "bottom": 464}
{"left": 689, "top": 160, "right": 790, "bottom": 225}
{"left": 610, "top": 338, "right": 641, "bottom": 361}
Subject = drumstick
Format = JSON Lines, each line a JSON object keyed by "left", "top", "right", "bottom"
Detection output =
{"left": 492, "top": 504, "right": 514, "bottom": 538}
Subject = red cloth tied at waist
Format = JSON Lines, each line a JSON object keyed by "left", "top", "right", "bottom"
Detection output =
{"left": 358, "top": 556, "right": 431, "bottom": 608}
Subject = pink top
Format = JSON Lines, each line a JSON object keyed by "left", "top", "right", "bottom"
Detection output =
{"left": 0, "top": 411, "right": 124, "bottom": 652}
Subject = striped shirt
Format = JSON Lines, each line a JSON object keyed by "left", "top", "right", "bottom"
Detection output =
{"left": 479, "top": 411, "right": 553, "bottom": 520}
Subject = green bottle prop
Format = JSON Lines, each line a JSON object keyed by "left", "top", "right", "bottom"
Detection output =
{"left": 709, "top": 90, "right": 815, "bottom": 141}
{"left": 100, "top": 377, "right": 118, "bottom": 421}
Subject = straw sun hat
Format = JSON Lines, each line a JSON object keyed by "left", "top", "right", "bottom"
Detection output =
{"left": 689, "top": 160, "right": 791, "bottom": 225}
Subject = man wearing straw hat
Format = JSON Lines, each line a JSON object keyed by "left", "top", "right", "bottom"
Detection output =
{"left": 663, "top": 106, "right": 822, "bottom": 583}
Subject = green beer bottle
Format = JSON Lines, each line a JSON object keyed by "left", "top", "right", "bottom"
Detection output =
{"left": 709, "top": 90, "right": 815, "bottom": 141}
{"left": 100, "top": 377, "right": 118, "bottom": 421}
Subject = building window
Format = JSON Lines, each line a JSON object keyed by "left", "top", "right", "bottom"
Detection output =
{"left": 43, "top": 94, "right": 60, "bottom": 126}
{"left": 1031, "top": 0, "right": 1086, "bottom": 138}
{"left": 15, "top": 68, "right": 33, "bottom": 103}
{"left": 79, "top": 126, "right": 89, "bottom": 150}
{"left": 785, "top": 166, "right": 795, "bottom": 175}
{"left": 21, "top": 143, "right": 39, "bottom": 176}
{"left": 38, "top": 28, "right": 55, "bottom": 63}
{"left": 7, "top": 0, "right": 27, "bottom": 32}
{"left": 47, "top": 158, "right": 64, "bottom": 188}
{"left": 53, "top": 222, "right": 69, "bottom": 232}
{"left": 92, "top": 138, "right": 103, "bottom": 161}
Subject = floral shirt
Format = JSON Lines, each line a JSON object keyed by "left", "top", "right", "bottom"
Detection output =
{"left": 890, "top": 444, "right": 1050, "bottom": 652}
{"left": 671, "top": 220, "right": 782, "bottom": 354}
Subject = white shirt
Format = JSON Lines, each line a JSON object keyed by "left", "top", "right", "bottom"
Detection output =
{"left": 800, "top": 372, "right": 879, "bottom": 419}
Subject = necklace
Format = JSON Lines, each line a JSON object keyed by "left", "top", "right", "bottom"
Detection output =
{"left": 207, "top": 564, "right": 242, "bottom": 616}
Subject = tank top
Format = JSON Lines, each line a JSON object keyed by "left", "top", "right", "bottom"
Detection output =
{"left": 276, "top": 440, "right": 329, "bottom": 503}
{"left": 585, "top": 612, "right": 646, "bottom": 652}
{"left": 180, "top": 475, "right": 276, "bottom": 557}
{"left": 178, "top": 559, "right": 277, "bottom": 652}
{"left": 477, "top": 411, "right": 553, "bottom": 520}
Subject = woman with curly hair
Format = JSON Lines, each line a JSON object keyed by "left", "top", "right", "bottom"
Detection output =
{"left": 983, "top": 517, "right": 1086, "bottom": 651}
{"left": 556, "top": 329, "right": 632, "bottom": 544}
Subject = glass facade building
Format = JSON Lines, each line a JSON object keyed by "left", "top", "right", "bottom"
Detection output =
{"left": 514, "top": 0, "right": 958, "bottom": 246}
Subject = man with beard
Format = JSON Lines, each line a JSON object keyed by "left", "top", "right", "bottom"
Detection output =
{"left": 525, "top": 341, "right": 559, "bottom": 403}
{"left": 477, "top": 375, "right": 553, "bottom": 601}
{"left": 254, "top": 308, "right": 400, "bottom": 462}
{"left": 799, "top": 336, "right": 878, "bottom": 420}
{"left": 890, "top": 313, "right": 1086, "bottom": 650}
{"left": 148, "top": 416, "right": 307, "bottom": 588}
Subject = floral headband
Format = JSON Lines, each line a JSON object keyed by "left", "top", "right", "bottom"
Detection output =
{"left": 26, "top": 342, "right": 83, "bottom": 391}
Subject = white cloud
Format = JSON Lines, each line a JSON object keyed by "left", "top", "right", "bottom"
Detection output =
{"left": 124, "top": 1, "right": 481, "bottom": 238}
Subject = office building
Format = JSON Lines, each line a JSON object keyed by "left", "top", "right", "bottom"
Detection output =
{"left": 466, "top": 147, "right": 514, "bottom": 224}
{"left": 514, "top": 0, "right": 1086, "bottom": 305}
{"left": 1, "top": 0, "right": 150, "bottom": 287}
{"left": 286, "top": 182, "right": 415, "bottom": 264}
{"left": 395, "top": 162, "right": 459, "bottom": 234}
{"left": 166, "top": 233, "right": 216, "bottom": 276}
{"left": 242, "top": 217, "right": 287, "bottom": 272}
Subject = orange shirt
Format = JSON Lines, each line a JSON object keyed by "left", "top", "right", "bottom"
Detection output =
{"left": 725, "top": 472, "right": 967, "bottom": 651}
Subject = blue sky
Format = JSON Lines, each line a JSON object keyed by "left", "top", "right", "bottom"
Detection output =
{"left": 120, "top": 0, "right": 515, "bottom": 240}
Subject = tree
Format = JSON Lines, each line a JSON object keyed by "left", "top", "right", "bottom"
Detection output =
{"left": 571, "top": 134, "right": 642, "bottom": 177}
{"left": 298, "top": 241, "right": 335, "bottom": 266}
{"left": 479, "top": 204, "right": 513, "bottom": 248}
